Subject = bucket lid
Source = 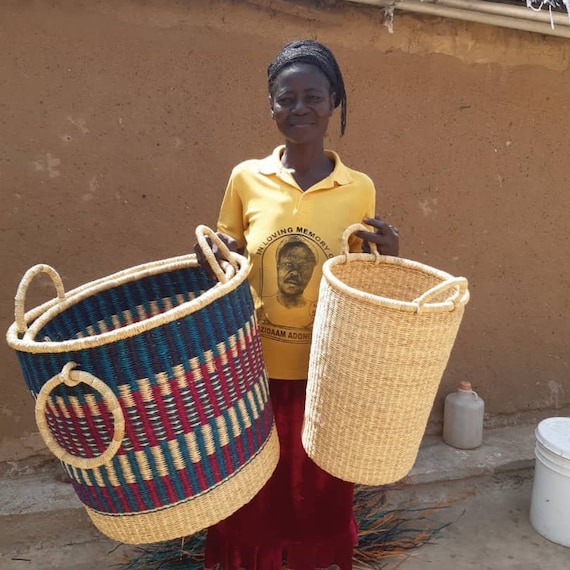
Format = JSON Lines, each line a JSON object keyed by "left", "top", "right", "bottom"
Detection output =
{"left": 535, "top": 417, "right": 570, "bottom": 460}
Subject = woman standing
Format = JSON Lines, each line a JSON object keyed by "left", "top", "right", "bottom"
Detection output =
{"left": 199, "top": 40, "right": 399, "bottom": 570}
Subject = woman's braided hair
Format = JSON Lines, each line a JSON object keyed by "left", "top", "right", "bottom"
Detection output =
{"left": 267, "top": 39, "right": 347, "bottom": 136}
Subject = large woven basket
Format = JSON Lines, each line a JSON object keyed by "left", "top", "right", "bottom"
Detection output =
{"left": 6, "top": 226, "right": 278, "bottom": 544}
{"left": 303, "top": 224, "right": 470, "bottom": 486}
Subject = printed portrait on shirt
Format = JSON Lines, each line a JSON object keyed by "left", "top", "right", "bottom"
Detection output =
{"left": 258, "top": 234, "right": 326, "bottom": 331}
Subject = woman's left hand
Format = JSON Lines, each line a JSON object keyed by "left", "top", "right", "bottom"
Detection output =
{"left": 356, "top": 215, "right": 400, "bottom": 257}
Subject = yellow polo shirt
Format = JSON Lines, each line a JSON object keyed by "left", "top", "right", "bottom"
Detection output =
{"left": 218, "top": 145, "right": 376, "bottom": 379}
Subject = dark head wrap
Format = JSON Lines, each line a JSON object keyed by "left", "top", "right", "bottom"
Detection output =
{"left": 267, "top": 39, "right": 347, "bottom": 136}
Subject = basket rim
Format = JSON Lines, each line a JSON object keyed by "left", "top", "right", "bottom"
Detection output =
{"left": 322, "top": 253, "right": 470, "bottom": 313}
{"left": 6, "top": 253, "right": 251, "bottom": 354}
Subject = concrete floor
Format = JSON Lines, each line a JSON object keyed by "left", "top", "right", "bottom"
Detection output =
{"left": 1, "top": 471, "right": 569, "bottom": 569}
{"left": 382, "top": 473, "right": 569, "bottom": 570}
{"left": 2, "top": 425, "right": 569, "bottom": 569}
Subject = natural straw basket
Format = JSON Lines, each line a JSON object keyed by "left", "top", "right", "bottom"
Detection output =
{"left": 6, "top": 226, "right": 278, "bottom": 544}
{"left": 303, "top": 224, "right": 470, "bottom": 486}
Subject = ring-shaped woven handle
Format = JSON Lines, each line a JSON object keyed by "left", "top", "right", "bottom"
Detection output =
{"left": 340, "top": 223, "right": 382, "bottom": 259}
{"left": 195, "top": 225, "right": 239, "bottom": 283}
{"left": 15, "top": 264, "right": 65, "bottom": 336}
{"left": 412, "top": 277, "right": 469, "bottom": 312}
{"left": 35, "top": 362, "right": 125, "bottom": 469}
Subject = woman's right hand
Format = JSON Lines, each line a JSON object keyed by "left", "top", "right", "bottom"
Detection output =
{"left": 193, "top": 232, "right": 241, "bottom": 272}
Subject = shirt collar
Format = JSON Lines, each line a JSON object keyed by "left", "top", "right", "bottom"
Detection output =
{"left": 258, "top": 145, "right": 353, "bottom": 187}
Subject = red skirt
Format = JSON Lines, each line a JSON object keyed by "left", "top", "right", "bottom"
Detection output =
{"left": 204, "top": 379, "right": 356, "bottom": 570}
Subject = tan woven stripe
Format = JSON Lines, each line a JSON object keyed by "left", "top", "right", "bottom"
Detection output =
{"left": 104, "top": 457, "right": 121, "bottom": 487}
{"left": 172, "top": 364, "right": 185, "bottom": 383}
{"left": 96, "top": 318, "right": 109, "bottom": 334}
{"left": 118, "top": 383, "right": 135, "bottom": 408}
{"left": 227, "top": 406, "right": 240, "bottom": 441}
{"left": 253, "top": 382, "right": 264, "bottom": 411}
{"left": 80, "top": 465, "right": 95, "bottom": 487}
{"left": 133, "top": 450, "right": 153, "bottom": 481}
{"left": 118, "top": 453, "right": 137, "bottom": 484}
{"left": 111, "top": 313, "right": 122, "bottom": 330}
{"left": 150, "top": 445, "right": 168, "bottom": 478}
{"left": 92, "top": 464, "right": 106, "bottom": 487}
{"left": 247, "top": 391, "right": 261, "bottom": 420}
{"left": 54, "top": 396, "right": 70, "bottom": 418}
{"left": 201, "top": 424, "right": 215, "bottom": 457}
{"left": 237, "top": 399, "right": 251, "bottom": 429}
{"left": 167, "top": 439, "right": 185, "bottom": 471}
{"left": 155, "top": 371, "right": 168, "bottom": 386}
{"left": 161, "top": 297, "right": 173, "bottom": 312}
{"left": 121, "top": 308, "right": 134, "bottom": 325}
{"left": 184, "top": 431, "right": 201, "bottom": 464}
{"left": 135, "top": 304, "right": 147, "bottom": 322}
{"left": 215, "top": 415, "right": 229, "bottom": 447}
{"left": 149, "top": 300, "right": 161, "bottom": 317}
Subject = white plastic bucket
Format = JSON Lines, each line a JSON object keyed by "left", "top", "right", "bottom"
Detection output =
{"left": 529, "top": 417, "right": 570, "bottom": 547}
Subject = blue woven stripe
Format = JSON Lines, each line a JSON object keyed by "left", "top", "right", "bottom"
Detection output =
{"left": 109, "top": 463, "right": 139, "bottom": 512}
{"left": 123, "top": 449, "right": 154, "bottom": 510}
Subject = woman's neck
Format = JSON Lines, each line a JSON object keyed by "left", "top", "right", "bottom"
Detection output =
{"left": 281, "top": 141, "right": 333, "bottom": 190}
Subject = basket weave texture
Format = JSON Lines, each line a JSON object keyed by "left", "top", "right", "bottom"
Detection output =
{"left": 6, "top": 226, "right": 278, "bottom": 544}
{"left": 303, "top": 224, "right": 470, "bottom": 486}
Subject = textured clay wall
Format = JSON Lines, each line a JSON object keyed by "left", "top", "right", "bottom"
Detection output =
{"left": 1, "top": 0, "right": 569, "bottom": 470}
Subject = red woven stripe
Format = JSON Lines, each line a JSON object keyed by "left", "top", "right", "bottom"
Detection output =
{"left": 127, "top": 482, "right": 148, "bottom": 511}
{"left": 99, "top": 482, "right": 118, "bottom": 513}
{"left": 219, "top": 342, "right": 247, "bottom": 412}
{"left": 177, "top": 463, "right": 194, "bottom": 497}
{"left": 193, "top": 454, "right": 209, "bottom": 491}
{"left": 167, "top": 377, "right": 194, "bottom": 434}
{"left": 186, "top": 368, "right": 210, "bottom": 426}
{"left": 160, "top": 473, "right": 179, "bottom": 505}
{"left": 221, "top": 434, "right": 235, "bottom": 477}
{"left": 122, "top": 408, "right": 143, "bottom": 452}
{"left": 242, "top": 326, "right": 264, "bottom": 392}
{"left": 145, "top": 471, "right": 164, "bottom": 508}
{"left": 213, "top": 353, "right": 234, "bottom": 409}
{"left": 150, "top": 384, "right": 177, "bottom": 441}
{"left": 198, "top": 361, "right": 222, "bottom": 418}
{"left": 50, "top": 402, "right": 93, "bottom": 459}
{"left": 209, "top": 444, "right": 223, "bottom": 485}
{"left": 111, "top": 477, "right": 132, "bottom": 512}
{"left": 130, "top": 389, "right": 159, "bottom": 448}
{"left": 96, "top": 399, "right": 115, "bottom": 440}
{"left": 79, "top": 401, "right": 110, "bottom": 456}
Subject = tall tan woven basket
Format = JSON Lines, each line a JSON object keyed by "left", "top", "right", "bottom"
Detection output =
{"left": 303, "top": 224, "right": 470, "bottom": 486}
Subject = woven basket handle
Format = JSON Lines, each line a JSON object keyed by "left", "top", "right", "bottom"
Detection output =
{"left": 195, "top": 225, "right": 240, "bottom": 283}
{"left": 412, "top": 277, "right": 469, "bottom": 311}
{"left": 35, "top": 362, "right": 125, "bottom": 469}
{"left": 15, "top": 264, "right": 66, "bottom": 336}
{"left": 340, "top": 223, "right": 382, "bottom": 258}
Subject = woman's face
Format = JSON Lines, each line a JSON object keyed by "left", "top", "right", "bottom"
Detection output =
{"left": 270, "top": 63, "right": 335, "bottom": 145}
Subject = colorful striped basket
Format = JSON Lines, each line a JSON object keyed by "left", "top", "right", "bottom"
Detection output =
{"left": 303, "top": 224, "right": 470, "bottom": 486}
{"left": 6, "top": 226, "right": 279, "bottom": 544}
